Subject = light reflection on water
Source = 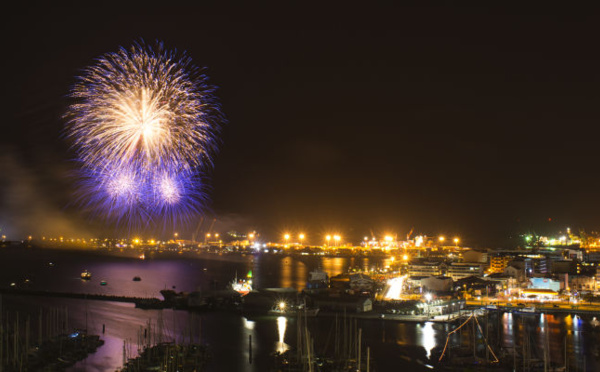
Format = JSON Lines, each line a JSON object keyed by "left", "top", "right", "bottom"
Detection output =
{"left": 419, "top": 322, "right": 436, "bottom": 358}
{"left": 276, "top": 316, "right": 288, "bottom": 353}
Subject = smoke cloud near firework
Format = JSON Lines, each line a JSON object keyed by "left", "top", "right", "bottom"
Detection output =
{"left": 64, "top": 40, "right": 223, "bottom": 228}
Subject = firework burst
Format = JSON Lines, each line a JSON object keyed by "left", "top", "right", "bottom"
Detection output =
{"left": 65, "top": 41, "right": 222, "bottom": 228}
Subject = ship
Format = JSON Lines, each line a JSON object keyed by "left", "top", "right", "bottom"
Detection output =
{"left": 231, "top": 270, "right": 253, "bottom": 296}
{"left": 80, "top": 270, "right": 92, "bottom": 280}
{"left": 306, "top": 269, "right": 329, "bottom": 290}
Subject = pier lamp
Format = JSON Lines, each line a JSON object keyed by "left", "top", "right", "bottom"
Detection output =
{"left": 438, "top": 236, "right": 445, "bottom": 243}
{"left": 284, "top": 234, "right": 290, "bottom": 247}
{"left": 299, "top": 233, "right": 305, "bottom": 246}
{"left": 326, "top": 235, "right": 331, "bottom": 247}
{"left": 453, "top": 237, "right": 460, "bottom": 246}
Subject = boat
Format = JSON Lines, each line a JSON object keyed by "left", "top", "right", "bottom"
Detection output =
{"left": 81, "top": 270, "right": 92, "bottom": 280}
{"left": 306, "top": 269, "right": 329, "bottom": 290}
{"left": 100, "top": 280, "right": 107, "bottom": 286}
{"left": 515, "top": 306, "right": 538, "bottom": 314}
{"left": 231, "top": 270, "right": 253, "bottom": 296}
{"left": 133, "top": 276, "right": 141, "bottom": 281}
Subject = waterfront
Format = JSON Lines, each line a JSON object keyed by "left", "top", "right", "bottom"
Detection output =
{"left": 0, "top": 247, "right": 598, "bottom": 371}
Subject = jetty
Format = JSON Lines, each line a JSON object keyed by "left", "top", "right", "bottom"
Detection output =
{"left": 0, "top": 287, "right": 166, "bottom": 309}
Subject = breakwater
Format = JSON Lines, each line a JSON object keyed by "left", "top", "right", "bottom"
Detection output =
{"left": 0, "top": 287, "right": 165, "bottom": 309}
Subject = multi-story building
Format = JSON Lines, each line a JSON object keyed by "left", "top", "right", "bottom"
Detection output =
{"left": 447, "top": 262, "right": 483, "bottom": 281}
{"left": 408, "top": 261, "right": 446, "bottom": 277}
{"left": 489, "top": 255, "right": 513, "bottom": 273}
{"left": 503, "top": 264, "right": 526, "bottom": 282}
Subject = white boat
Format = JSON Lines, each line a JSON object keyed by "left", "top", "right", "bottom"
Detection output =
{"left": 231, "top": 271, "right": 253, "bottom": 296}
{"left": 515, "top": 306, "right": 538, "bottom": 313}
{"left": 306, "top": 269, "right": 329, "bottom": 289}
{"left": 81, "top": 270, "right": 92, "bottom": 280}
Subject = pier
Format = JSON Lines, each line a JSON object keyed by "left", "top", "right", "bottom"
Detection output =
{"left": 0, "top": 287, "right": 166, "bottom": 309}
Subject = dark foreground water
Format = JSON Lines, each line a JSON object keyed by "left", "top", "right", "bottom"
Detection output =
{"left": 0, "top": 247, "right": 598, "bottom": 371}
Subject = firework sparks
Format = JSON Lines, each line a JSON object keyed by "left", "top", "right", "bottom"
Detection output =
{"left": 65, "top": 41, "right": 222, "bottom": 226}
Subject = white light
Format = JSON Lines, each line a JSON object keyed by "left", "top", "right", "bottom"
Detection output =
{"left": 384, "top": 275, "right": 407, "bottom": 300}
{"left": 420, "top": 322, "right": 436, "bottom": 358}
{"left": 277, "top": 316, "right": 288, "bottom": 353}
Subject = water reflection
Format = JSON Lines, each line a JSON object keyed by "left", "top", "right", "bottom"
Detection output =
{"left": 244, "top": 317, "right": 255, "bottom": 331}
{"left": 276, "top": 316, "right": 289, "bottom": 353}
{"left": 295, "top": 260, "right": 306, "bottom": 290}
{"left": 321, "top": 257, "right": 345, "bottom": 278}
{"left": 280, "top": 257, "right": 292, "bottom": 288}
{"left": 418, "top": 322, "right": 436, "bottom": 358}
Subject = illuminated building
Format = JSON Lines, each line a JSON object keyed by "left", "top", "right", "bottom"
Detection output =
{"left": 408, "top": 261, "right": 446, "bottom": 277}
{"left": 489, "top": 255, "right": 513, "bottom": 273}
{"left": 447, "top": 262, "right": 484, "bottom": 280}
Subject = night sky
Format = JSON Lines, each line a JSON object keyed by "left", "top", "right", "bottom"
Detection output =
{"left": 2, "top": 3, "right": 599, "bottom": 246}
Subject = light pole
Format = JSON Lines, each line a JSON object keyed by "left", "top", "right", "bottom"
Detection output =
{"left": 299, "top": 233, "right": 305, "bottom": 247}
{"left": 326, "top": 235, "right": 331, "bottom": 248}
{"left": 284, "top": 234, "right": 290, "bottom": 247}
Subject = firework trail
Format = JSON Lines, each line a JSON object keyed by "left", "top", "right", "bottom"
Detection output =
{"left": 65, "top": 41, "right": 222, "bottom": 228}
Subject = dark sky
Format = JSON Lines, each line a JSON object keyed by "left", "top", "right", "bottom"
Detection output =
{"left": 2, "top": 3, "right": 600, "bottom": 246}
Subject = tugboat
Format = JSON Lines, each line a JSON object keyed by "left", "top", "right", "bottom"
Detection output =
{"left": 81, "top": 270, "right": 92, "bottom": 280}
{"left": 133, "top": 276, "right": 141, "bottom": 281}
